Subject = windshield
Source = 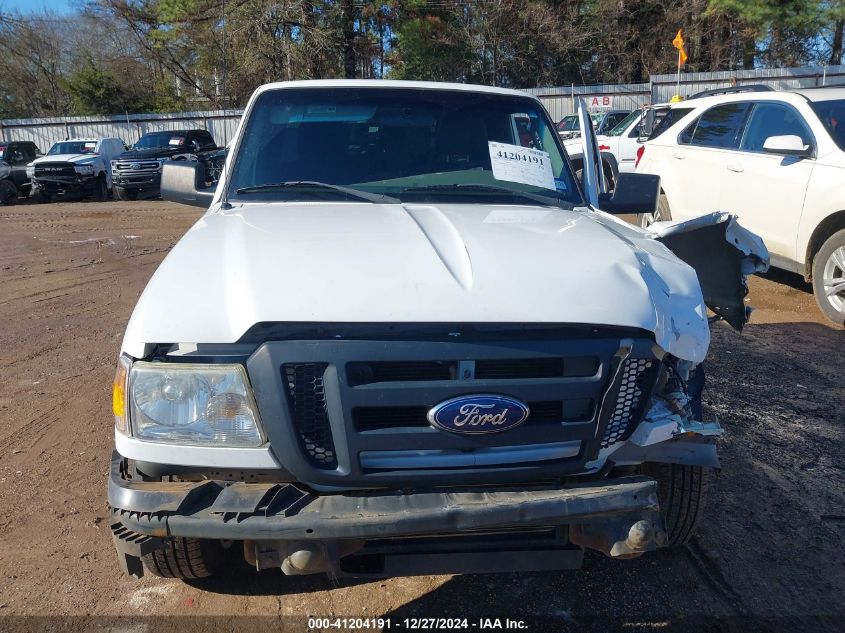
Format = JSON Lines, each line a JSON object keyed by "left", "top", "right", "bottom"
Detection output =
{"left": 606, "top": 110, "right": 640, "bottom": 136}
{"left": 134, "top": 132, "right": 186, "bottom": 150}
{"left": 48, "top": 141, "right": 97, "bottom": 155}
{"left": 228, "top": 87, "right": 581, "bottom": 206}
{"left": 810, "top": 99, "right": 845, "bottom": 150}
{"left": 556, "top": 116, "right": 579, "bottom": 131}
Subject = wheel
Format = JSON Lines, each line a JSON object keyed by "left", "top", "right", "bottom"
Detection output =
{"left": 575, "top": 163, "right": 616, "bottom": 196}
{"left": 0, "top": 179, "right": 17, "bottom": 205}
{"left": 114, "top": 186, "right": 138, "bottom": 201}
{"left": 639, "top": 192, "right": 672, "bottom": 228}
{"left": 141, "top": 537, "right": 223, "bottom": 579}
{"left": 641, "top": 462, "right": 711, "bottom": 547}
{"left": 92, "top": 174, "right": 108, "bottom": 202}
{"left": 812, "top": 228, "right": 845, "bottom": 325}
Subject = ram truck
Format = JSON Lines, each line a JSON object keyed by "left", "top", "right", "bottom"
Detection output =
{"left": 108, "top": 80, "right": 767, "bottom": 580}
{"left": 27, "top": 138, "right": 124, "bottom": 202}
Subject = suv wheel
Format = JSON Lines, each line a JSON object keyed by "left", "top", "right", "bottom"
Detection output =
{"left": 0, "top": 179, "right": 17, "bottom": 205}
{"left": 141, "top": 537, "right": 223, "bottom": 579}
{"left": 638, "top": 193, "right": 672, "bottom": 228}
{"left": 812, "top": 229, "right": 845, "bottom": 325}
{"left": 93, "top": 174, "right": 108, "bottom": 202}
{"left": 641, "top": 462, "right": 711, "bottom": 547}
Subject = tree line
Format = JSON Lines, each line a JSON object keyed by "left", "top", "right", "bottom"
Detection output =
{"left": 0, "top": 0, "right": 842, "bottom": 119}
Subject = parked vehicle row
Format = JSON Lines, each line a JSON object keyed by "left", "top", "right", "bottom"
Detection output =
{"left": 0, "top": 128, "right": 221, "bottom": 205}
{"left": 634, "top": 85, "right": 845, "bottom": 325}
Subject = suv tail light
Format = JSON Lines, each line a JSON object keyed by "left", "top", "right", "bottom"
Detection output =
{"left": 635, "top": 145, "right": 645, "bottom": 168}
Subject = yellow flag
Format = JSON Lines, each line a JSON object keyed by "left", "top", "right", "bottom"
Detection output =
{"left": 673, "top": 29, "right": 688, "bottom": 65}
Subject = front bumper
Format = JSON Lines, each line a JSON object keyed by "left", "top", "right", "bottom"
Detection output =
{"left": 109, "top": 452, "right": 666, "bottom": 577}
{"left": 112, "top": 172, "right": 161, "bottom": 192}
{"left": 32, "top": 175, "right": 94, "bottom": 196}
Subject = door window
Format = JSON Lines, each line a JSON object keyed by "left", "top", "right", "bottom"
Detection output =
{"left": 679, "top": 102, "right": 752, "bottom": 148}
{"left": 740, "top": 102, "right": 813, "bottom": 153}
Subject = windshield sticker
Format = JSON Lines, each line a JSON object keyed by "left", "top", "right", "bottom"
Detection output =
{"left": 554, "top": 178, "right": 568, "bottom": 192}
{"left": 488, "top": 142, "right": 556, "bottom": 191}
{"left": 169, "top": 136, "right": 185, "bottom": 146}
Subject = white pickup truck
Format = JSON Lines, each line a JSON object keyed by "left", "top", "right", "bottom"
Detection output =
{"left": 108, "top": 80, "right": 767, "bottom": 581}
{"left": 27, "top": 137, "right": 125, "bottom": 202}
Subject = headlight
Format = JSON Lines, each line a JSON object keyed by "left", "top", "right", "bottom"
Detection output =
{"left": 129, "top": 362, "right": 264, "bottom": 447}
{"left": 75, "top": 164, "right": 95, "bottom": 175}
{"left": 26, "top": 165, "right": 34, "bottom": 178}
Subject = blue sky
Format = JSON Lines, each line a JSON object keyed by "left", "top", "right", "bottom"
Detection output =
{"left": 2, "top": 0, "right": 74, "bottom": 14}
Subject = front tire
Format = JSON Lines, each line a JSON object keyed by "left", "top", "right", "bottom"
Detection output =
{"left": 92, "top": 174, "right": 108, "bottom": 202}
{"left": 639, "top": 193, "right": 672, "bottom": 228}
{"left": 141, "top": 537, "right": 223, "bottom": 579}
{"left": 641, "top": 462, "right": 711, "bottom": 547}
{"left": 0, "top": 179, "right": 17, "bottom": 205}
{"left": 114, "top": 186, "right": 138, "bottom": 201}
{"left": 812, "top": 229, "right": 845, "bottom": 326}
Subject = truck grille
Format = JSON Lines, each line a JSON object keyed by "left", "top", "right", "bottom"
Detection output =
{"left": 249, "top": 336, "right": 659, "bottom": 487}
{"left": 600, "top": 358, "right": 655, "bottom": 448}
{"left": 34, "top": 162, "right": 75, "bottom": 178}
{"left": 283, "top": 363, "right": 337, "bottom": 469}
{"left": 113, "top": 160, "right": 162, "bottom": 174}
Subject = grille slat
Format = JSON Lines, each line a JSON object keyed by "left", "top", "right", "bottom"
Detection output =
{"left": 283, "top": 363, "right": 338, "bottom": 469}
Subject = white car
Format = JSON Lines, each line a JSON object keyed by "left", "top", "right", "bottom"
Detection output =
{"left": 106, "top": 81, "right": 766, "bottom": 581}
{"left": 635, "top": 86, "right": 845, "bottom": 324}
{"left": 26, "top": 137, "right": 126, "bottom": 202}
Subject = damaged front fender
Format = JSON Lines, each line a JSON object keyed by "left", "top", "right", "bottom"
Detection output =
{"left": 647, "top": 212, "right": 770, "bottom": 331}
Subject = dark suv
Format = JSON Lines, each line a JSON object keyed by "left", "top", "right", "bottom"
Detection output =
{"left": 0, "top": 141, "right": 41, "bottom": 203}
{"left": 112, "top": 129, "right": 217, "bottom": 200}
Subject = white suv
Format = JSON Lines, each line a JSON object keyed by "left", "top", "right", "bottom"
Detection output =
{"left": 636, "top": 87, "right": 845, "bottom": 324}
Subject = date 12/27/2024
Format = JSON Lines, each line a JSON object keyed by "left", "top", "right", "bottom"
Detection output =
{"left": 307, "top": 617, "right": 529, "bottom": 630}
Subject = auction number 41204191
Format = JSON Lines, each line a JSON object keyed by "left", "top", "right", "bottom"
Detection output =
{"left": 307, "top": 617, "right": 529, "bottom": 630}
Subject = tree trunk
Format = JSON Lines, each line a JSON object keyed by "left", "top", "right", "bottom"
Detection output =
{"left": 342, "top": 0, "right": 356, "bottom": 79}
{"left": 831, "top": 19, "right": 844, "bottom": 66}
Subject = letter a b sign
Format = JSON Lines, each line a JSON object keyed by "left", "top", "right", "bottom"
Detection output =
{"left": 589, "top": 96, "right": 613, "bottom": 109}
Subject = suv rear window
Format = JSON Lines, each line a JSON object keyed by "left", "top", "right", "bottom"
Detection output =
{"left": 810, "top": 99, "right": 845, "bottom": 151}
{"left": 679, "top": 103, "right": 752, "bottom": 148}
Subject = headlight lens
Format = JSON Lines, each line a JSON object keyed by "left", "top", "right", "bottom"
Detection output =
{"left": 26, "top": 165, "right": 34, "bottom": 177}
{"left": 75, "top": 164, "right": 95, "bottom": 175}
{"left": 129, "top": 362, "right": 264, "bottom": 447}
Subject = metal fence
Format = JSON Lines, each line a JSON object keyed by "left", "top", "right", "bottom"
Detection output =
{"left": 0, "top": 109, "right": 245, "bottom": 151}
{"left": 526, "top": 64, "right": 845, "bottom": 120}
{"left": 2, "top": 64, "right": 845, "bottom": 148}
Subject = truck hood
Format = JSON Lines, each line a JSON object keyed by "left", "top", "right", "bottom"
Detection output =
{"left": 122, "top": 202, "right": 711, "bottom": 361}
{"left": 30, "top": 154, "right": 100, "bottom": 165}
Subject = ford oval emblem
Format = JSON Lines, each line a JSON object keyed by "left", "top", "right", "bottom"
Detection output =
{"left": 130, "top": 163, "right": 141, "bottom": 170}
{"left": 427, "top": 394, "right": 529, "bottom": 435}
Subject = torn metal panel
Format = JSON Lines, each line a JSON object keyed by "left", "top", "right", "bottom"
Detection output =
{"left": 648, "top": 212, "right": 770, "bottom": 331}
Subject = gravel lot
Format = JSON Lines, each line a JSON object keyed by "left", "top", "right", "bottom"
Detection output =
{"left": 0, "top": 200, "right": 843, "bottom": 632}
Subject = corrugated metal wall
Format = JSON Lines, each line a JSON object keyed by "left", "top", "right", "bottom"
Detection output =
{"left": 524, "top": 83, "right": 651, "bottom": 120}
{"left": 2, "top": 64, "right": 844, "bottom": 147}
{"left": 0, "top": 109, "right": 245, "bottom": 151}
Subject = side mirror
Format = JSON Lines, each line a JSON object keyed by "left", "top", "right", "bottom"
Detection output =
{"left": 762, "top": 135, "right": 811, "bottom": 157}
{"left": 160, "top": 161, "right": 215, "bottom": 208}
{"left": 597, "top": 172, "right": 660, "bottom": 215}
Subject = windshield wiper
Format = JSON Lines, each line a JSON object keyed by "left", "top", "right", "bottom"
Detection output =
{"left": 399, "top": 184, "right": 572, "bottom": 209}
{"left": 236, "top": 180, "right": 400, "bottom": 204}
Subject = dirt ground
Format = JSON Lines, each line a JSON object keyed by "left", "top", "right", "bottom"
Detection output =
{"left": 0, "top": 200, "right": 842, "bottom": 632}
